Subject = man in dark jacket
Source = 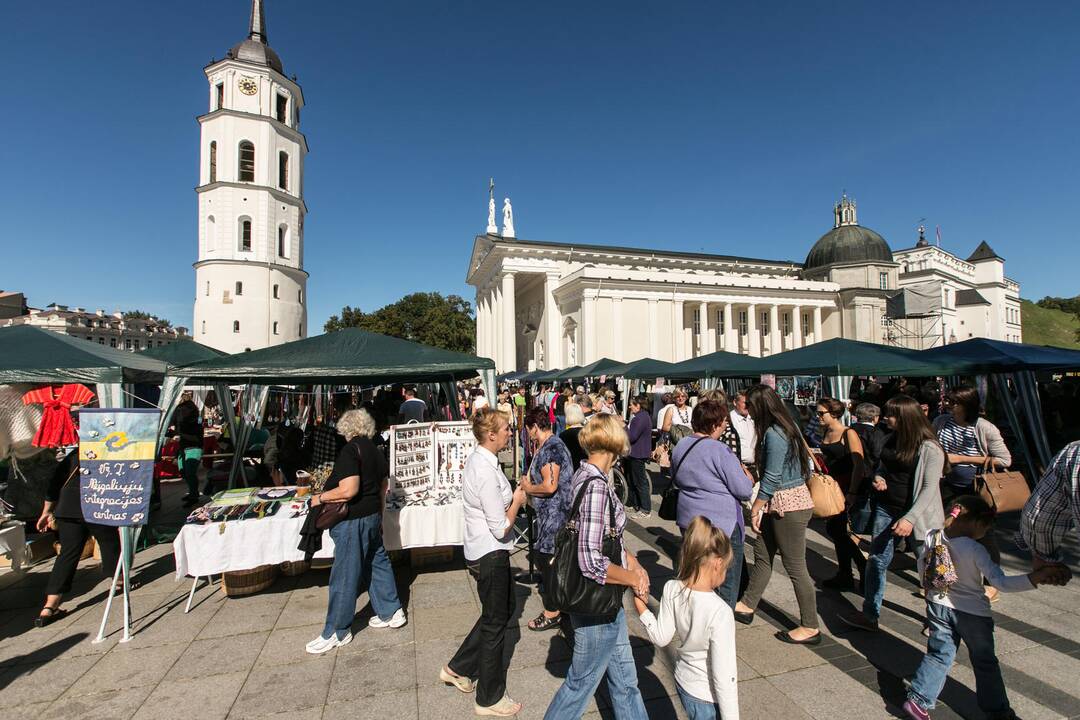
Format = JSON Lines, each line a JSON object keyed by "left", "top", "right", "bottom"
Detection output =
{"left": 625, "top": 395, "right": 654, "bottom": 518}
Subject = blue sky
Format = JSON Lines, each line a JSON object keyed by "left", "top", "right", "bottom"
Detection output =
{"left": 3, "top": 1, "right": 1078, "bottom": 330}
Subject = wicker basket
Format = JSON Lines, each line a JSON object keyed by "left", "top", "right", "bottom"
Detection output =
{"left": 53, "top": 537, "right": 95, "bottom": 561}
{"left": 279, "top": 560, "right": 310, "bottom": 577}
{"left": 222, "top": 564, "right": 278, "bottom": 597}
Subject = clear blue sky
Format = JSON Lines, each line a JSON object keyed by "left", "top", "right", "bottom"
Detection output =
{"left": 4, "top": 1, "right": 1078, "bottom": 331}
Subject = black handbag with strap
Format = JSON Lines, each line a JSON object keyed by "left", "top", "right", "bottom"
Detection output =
{"left": 549, "top": 470, "right": 625, "bottom": 618}
{"left": 658, "top": 436, "right": 708, "bottom": 522}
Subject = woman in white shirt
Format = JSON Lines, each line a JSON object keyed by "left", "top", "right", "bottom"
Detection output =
{"left": 634, "top": 516, "right": 739, "bottom": 719}
{"left": 441, "top": 408, "right": 527, "bottom": 717}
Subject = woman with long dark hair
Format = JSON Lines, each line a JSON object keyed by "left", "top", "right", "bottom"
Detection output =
{"left": 816, "top": 397, "right": 867, "bottom": 592}
{"left": 734, "top": 385, "right": 820, "bottom": 645}
{"left": 842, "top": 394, "right": 946, "bottom": 632}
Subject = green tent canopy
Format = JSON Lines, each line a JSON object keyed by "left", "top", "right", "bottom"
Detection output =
{"left": 138, "top": 340, "right": 227, "bottom": 366}
{"left": 0, "top": 325, "right": 168, "bottom": 384}
{"left": 666, "top": 349, "right": 758, "bottom": 379}
{"left": 751, "top": 338, "right": 938, "bottom": 377}
{"left": 170, "top": 327, "right": 494, "bottom": 385}
{"left": 556, "top": 358, "right": 624, "bottom": 381}
{"left": 605, "top": 357, "right": 684, "bottom": 380}
{"left": 919, "top": 338, "right": 1080, "bottom": 375}
{"left": 533, "top": 367, "right": 573, "bottom": 383}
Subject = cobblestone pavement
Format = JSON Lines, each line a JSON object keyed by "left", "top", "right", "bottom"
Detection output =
{"left": 2, "top": 475, "right": 1079, "bottom": 719}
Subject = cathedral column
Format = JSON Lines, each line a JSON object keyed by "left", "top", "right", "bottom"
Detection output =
{"left": 544, "top": 272, "right": 561, "bottom": 369}
{"left": 581, "top": 292, "right": 596, "bottom": 365}
{"left": 501, "top": 272, "right": 517, "bottom": 372}
{"left": 723, "top": 303, "right": 735, "bottom": 353}
{"left": 698, "top": 302, "right": 710, "bottom": 357}
{"left": 475, "top": 291, "right": 486, "bottom": 359}
{"left": 612, "top": 297, "right": 624, "bottom": 360}
{"left": 769, "top": 304, "right": 781, "bottom": 356}
{"left": 672, "top": 299, "right": 685, "bottom": 361}
{"left": 813, "top": 306, "right": 823, "bottom": 345}
{"left": 792, "top": 305, "right": 803, "bottom": 349}
{"left": 747, "top": 303, "right": 760, "bottom": 357}
{"left": 491, "top": 283, "right": 502, "bottom": 367}
{"left": 648, "top": 299, "right": 659, "bottom": 358}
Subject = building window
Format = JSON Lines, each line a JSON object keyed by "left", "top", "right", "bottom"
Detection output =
{"left": 760, "top": 311, "right": 769, "bottom": 336}
{"left": 98, "top": 338, "right": 105, "bottom": 345}
{"left": 205, "top": 281, "right": 210, "bottom": 296}
{"left": 233, "top": 321, "right": 240, "bottom": 333}
{"left": 201, "top": 320, "right": 206, "bottom": 334}
{"left": 782, "top": 312, "right": 791, "bottom": 336}
{"left": 298, "top": 289, "right": 303, "bottom": 303}
{"left": 272, "top": 321, "right": 279, "bottom": 335}
{"left": 238, "top": 141, "right": 255, "bottom": 182}
{"left": 298, "top": 323, "right": 302, "bottom": 335}
{"left": 738, "top": 311, "right": 748, "bottom": 336}
{"left": 716, "top": 309, "right": 725, "bottom": 335}
{"left": 209, "top": 141, "right": 217, "bottom": 183}
{"left": 692, "top": 309, "right": 701, "bottom": 336}
{"left": 235, "top": 281, "right": 243, "bottom": 296}
{"left": 239, "top": 219, "right": 252, "bottom": 251}
{"left": 273, "top": 284, "right": 279, "bottom": 299}
{"left": 943, "top": 288, "right": 951, "bottom": 308}
{"left": 110, "top": 338, "right": 117, "bottom": 347}
{"left": 278, "top": 226, "right": 286, "bottom": 257}
{"left": 879, "top": 271, "right": 888, "bottom": 290}
{"left": 215, "top": 83, "right": 224, "bottom": 110}
{"left": 803, "top": 313, "right": 810, "bottom": 338}
{"left": 276, "top": 94, "right": 288, "bottom": 123}
{"left": 278, "top": 152, "right": 288, "bottom": 190}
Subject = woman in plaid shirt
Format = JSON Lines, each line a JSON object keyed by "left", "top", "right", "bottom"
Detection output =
{"left": 545, "top": 414, "right": 650, "bottom": 720}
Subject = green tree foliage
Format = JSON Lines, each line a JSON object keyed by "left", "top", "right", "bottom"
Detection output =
{"left": 1034, "top": 295, "right": 1080, "bottom": 341}
{"left": 325, "top": 292, "right": 475, "bottom": 353}
{"left": 122, "top": 310, "right": 171, "bottom": 327}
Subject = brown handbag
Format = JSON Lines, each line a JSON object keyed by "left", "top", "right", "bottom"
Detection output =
{"left": 975, "top": 463, "right": 1030, "bottom": 514}
{"left": 314, "top": 500, "right": 349, "bottom": 530}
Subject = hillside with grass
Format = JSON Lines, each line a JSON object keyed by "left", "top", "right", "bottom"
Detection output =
{"left": 1021, "top": 298, "right": 1080, "bottom": 349}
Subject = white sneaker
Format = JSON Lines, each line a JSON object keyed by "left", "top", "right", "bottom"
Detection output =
{"left": 368, "top": 608, "right": 407, "bottom": 629}
{"left": 305, "top": 632, "right": 352, "bottom": 654}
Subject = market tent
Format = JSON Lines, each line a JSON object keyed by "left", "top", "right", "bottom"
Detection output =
{"left": 605, "top": 357, "right": 683, "bottom": 380}
{"left": 138, "top": 340, "right": 227, "bottom": 366}
{"left": 496, "top": 370, "right": 528, "bottom": 383}
{"left": 171, "top": 328, "right": 494, "bottom": 385}
{"left": 666, "top": 349, "right": 758, "bottom": 380}
{"left": 533, "top": 367, "right": 572, "bottom": 383}
{"left": 918, "top": 338, "right": 1080, "bottom": 375}
{"left": 559, "top": 357, "right": 626, "bottom": 380}
{"left": 750, "top": 338, "right": 938, "bottom": 377}
{"left": 0, "top": 325, "right": 167, "bottom": 386}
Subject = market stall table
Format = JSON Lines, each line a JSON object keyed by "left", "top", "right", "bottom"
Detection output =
{"left": 0, "top": 519, "right": 26, "bottom": 571}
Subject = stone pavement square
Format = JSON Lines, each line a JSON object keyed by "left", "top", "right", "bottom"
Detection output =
{"left": 2, "top": 475, "right": 1079, "bottom": 719}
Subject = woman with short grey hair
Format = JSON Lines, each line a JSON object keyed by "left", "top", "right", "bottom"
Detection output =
{"left": 306, "top": 408, "right": 405, "bottom": 654}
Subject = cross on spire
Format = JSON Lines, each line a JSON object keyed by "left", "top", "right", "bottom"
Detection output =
{"left": 249, "top": 0, "right": 267, "bottom": 43}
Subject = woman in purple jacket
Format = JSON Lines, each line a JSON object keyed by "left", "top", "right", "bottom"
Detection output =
{"left": 625, "top": 395, "right": 654, "bottom": 518}
{"left": 669, "top": 399, "right": 755, "bottom": 607}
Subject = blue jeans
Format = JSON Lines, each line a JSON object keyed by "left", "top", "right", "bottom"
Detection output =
{"left": 859, "top": 503, "right": 907, "bottom": 621}
{"left": 544, "top": 608, "right": 648, "bottom": 720}
{"left": 908, "top": 602, "right": 1012, "bottom": 718}
{"left": 676, "top": 684, "right": 719, "bottom": 720}
{"left": 715, "top": 529, "right": 744, "bottom": 609}
{"left": 322, "top": 513, "right": 401, "bottom": 640}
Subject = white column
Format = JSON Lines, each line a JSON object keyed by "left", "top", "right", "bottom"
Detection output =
{"left": 747, "top": 303, "right": 760, "bottom": 357}
{"left": 672, "top": 299, "right": 685, "bottom": 361}
{"left": 611, "top": 297, "right": 623, "bottom": 360}
{"left": 813, "top": 306, "right": 823, "bottom": 345}
{"left": 492, "top": 283, "right": 502, "bottom": 367}
{"left": 698, "top": 302, "right": 709, "bottom": 357}
{"left": 476, "top": 291, "right": 486, "bottom": 358}
{"left": 769, "top": 304, "right": 780, "bottom": 356}
{"left": 648, "top": 299, "right": 659, "bottom": 358}
{"left": 502, "top": 273, "right": 516, "bottom": 371}
{"left": 792, "top": 305, "right": 803, "bottom": 349}
{"left": 705, "top": 304, "right": 716, "bottom": 355}
{"left": 544, "top": 272, "right": 561, "bottom": 369}
{"left": 723, "top": 302, "right": 735, "bottom": 353}
{"left": 581, "top": 292, "right": 596, "bottom": 365}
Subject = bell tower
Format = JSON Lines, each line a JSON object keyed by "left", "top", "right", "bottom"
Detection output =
{"left": 192, "top": 0, "right": 309, "bottom": 353}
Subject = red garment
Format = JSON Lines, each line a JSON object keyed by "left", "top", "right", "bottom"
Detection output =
{"left": 22, "top": 384, "right": 95, "bottom": 448}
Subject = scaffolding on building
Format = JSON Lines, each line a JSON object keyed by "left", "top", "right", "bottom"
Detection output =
{"left": 882, "top": 280, "right": 944, "bottom": 350}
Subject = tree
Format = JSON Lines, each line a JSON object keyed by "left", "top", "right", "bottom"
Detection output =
{"left": 325, "top": 292, "right": 475, "bottom": 353}
{"left": 123, "top": 310, "right": 171, "bottom": 327}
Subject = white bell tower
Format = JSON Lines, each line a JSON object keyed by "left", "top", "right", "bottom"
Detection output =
{"left": 193, "top": 0, "right": 309, "bottom": 353}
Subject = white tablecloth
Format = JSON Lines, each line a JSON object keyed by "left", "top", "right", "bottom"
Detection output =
{"left": 383, "top": 505, "right": 464, "bottom": 551}
{"left": 173, "top": 508, "right": 335, "bottom": 578}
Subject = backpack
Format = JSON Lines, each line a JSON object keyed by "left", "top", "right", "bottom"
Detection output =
{"left": 922, "top": 530, "right": 959, "bottom": 595}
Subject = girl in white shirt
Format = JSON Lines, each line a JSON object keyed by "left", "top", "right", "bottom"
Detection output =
{"left": 634, "top": 516, "right": 739, "bottom": 719}
{"left": 904, "top": 495, "right": 1066, "bottom": 720}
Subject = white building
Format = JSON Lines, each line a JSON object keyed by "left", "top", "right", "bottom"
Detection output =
{"left": 192, "top": 0, "right": 308, "bottom": 353}
{"left": 3, "top": 305, "right": 188, "bottom": 351}
{"left": 467, "top": 195, "right": 1022, "bottom": 372}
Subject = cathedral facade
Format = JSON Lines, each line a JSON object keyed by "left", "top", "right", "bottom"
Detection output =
{"left": 192, "top": 0, "right": 309, "bottom": 353}
{"left": 467, "top": 195, "right": 1022, "bottom": 372}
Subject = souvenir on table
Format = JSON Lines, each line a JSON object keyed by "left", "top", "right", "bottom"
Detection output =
{"left": 387, "top": 421, "right": 474, "bottom": 510}
{"left": 256, "top": 487, "right": 297, "bottom": 502}
{"left": 211, "top": 488, "right": 258, "bottom": 507}
{"left": 23, "top": 384, "right": 95, "bottom": 448}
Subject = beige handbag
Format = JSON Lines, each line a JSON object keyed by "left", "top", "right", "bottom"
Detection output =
{"left": 975, "top": 462, "right": 1030, "bottom": 514}
{"left": 804, "top": 442, "right": 846, "bottom": 519}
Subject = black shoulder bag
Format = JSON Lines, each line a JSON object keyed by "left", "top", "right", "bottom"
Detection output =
{"left": 549, "top": 472, "right": 625, "bottom": 618}
{"left": 658, "top": 437, "right": 708, "bottom": 522}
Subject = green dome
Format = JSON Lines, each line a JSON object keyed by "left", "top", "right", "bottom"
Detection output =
{"left": 804, "top": 224, "right": 893, "bottom": 271}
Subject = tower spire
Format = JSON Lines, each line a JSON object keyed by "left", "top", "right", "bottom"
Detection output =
{"left": 249, "top": 0, "right": 267, "bottom": 44}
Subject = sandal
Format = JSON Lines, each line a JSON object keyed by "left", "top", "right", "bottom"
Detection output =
{"left": 527, "top": 612, "right": 560, "bottom": 632}
{"left": 34, "top": 606, "right": 66, "bottom": 628}
{"left": 475, "top": 696, "right": 522, "bottom": 717}
{"left": 440, "top": 666, "right": 475, "bottom": 694}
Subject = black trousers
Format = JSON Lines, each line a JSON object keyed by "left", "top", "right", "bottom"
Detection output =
{"left": 825, "top": 513, "right": 866, "bottom": 581}
{"left": 45, "top": 519, "right": 122, "bottom": 596}
{"left": 536, "top": 551, "right": 558, "bottom": 613}
{"left": 624, "top": 457, "right": 651, "bottom": 513}
{"left": 449, "top": 550, "right": 515, "bottom": 707}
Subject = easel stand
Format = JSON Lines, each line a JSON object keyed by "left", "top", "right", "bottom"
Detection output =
{"left": 94, "top": 526, "right": 138, "bottom": 644}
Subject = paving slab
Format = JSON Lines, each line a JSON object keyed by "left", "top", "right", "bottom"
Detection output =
{"left": 324, "top": 688, "right": 419, "bottom": 720}
{"left": 0, "top": 653, "right": 101, "bottom": 705}
{"left": 133, "top": 670, "right": 249, "bottom": 720}
{"left": 229, "top": 655, "right": 332, "bottom": 718}
{"left": 65, "top": 641, "right": 187, "bottom": 696}
{"left": 328, "top": 640, "right": 416, "bottom": 701}
{"left": 770, "top": 663, "right": 895, "bottom": 720}
{"left": 42, "top": 686, "right": 153, "bottom": 720}
{"left": 735, "top": 626, "right": 828, "bottom": 677}
{"left": 170, "top": 631, "right": 269, "bottom": 680}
